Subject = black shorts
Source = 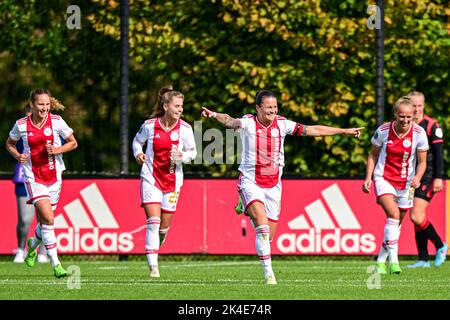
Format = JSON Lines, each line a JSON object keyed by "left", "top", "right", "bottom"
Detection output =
{"left": 414, "top": 179, "right": 434, "bottom": 202}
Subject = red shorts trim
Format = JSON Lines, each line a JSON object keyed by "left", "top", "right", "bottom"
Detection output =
{"left": 141, "top": 202, "right": 161, "bottom": 208}
{"left": 161, "top": 208, "right": 176, "bottom": 214}
{"left": 268, "top": 217, "right": 278, "bottom": 223}
{"left": 27, "top": 195, "right": 50, "bottom": 204}
{"left": 376, "top": 193, "right": 396, "bottom": 200}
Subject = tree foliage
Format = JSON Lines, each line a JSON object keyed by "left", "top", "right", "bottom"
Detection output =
{"left": 1, "top": 0, "right": 449, "bottom": 177}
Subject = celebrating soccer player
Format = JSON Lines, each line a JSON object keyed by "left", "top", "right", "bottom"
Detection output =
{"left": 202, "top": 90, "right": 363, "bottom": 284}
{"left": 363, "top": 96, "right": 428, "bottom": 275}
{"left": 132, "top": 85, "right": 197, "bottom": 278}
{"left": 6, "top": 88, "right": 78, "bottom": 278}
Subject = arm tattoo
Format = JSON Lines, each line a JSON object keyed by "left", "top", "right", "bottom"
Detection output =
{"left": 301, "top": 125, "right": 308, "bottom": 136}
{"left": 219, "top": 114, "right": 241, "bottom": 129}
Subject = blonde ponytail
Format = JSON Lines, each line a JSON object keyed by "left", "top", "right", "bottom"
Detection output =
{"left": 50, "top": 97, "right": 66, "bottom": 111}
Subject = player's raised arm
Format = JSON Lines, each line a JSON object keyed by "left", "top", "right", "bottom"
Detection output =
{"left": 201, "top": 106, "right": 241, "bottom": 129}
{"left": 303, "top": 125, "right": 364, "bottom": 138}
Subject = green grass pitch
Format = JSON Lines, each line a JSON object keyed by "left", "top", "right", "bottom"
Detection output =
{"left": 0, "top": 258, "right": 449, "bottom": 300}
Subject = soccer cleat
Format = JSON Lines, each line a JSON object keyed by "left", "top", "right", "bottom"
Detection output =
{"left": 375, "top": 262, "right": 387, "bottom": 275}
{"left": 13, "top": 249, "right": 25, "bottom": 263}
{"left": 24, "top": 238, "right": 37, "bottom": 267}
{"left": 406, "top": 260, "right": 430, "bottom": 268}
{"left": 150, "top": 266, "right": 160, "bottom": 278}
{"left": 434, "top": 243, "right": 448, "bottom": 267}
{"left": 54, "top": 264, "right": 68, "bottom": 278}
{"left": 265, "top": 274, "right": 277, "bottom": 285}
{"left": 235, "top": 196, "right": 245, "bottom": 215}
{"left": 390, "top": 263, "right": 402, "bottom": 275}
{"left": 37, "top": 254, "right": 49, "bottom": 263}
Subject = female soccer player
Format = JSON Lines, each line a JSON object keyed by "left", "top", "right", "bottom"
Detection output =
{"left": 132, "top": 86, "right": 197, "bottom": 278}
{"left": 202, "top": 90, "right": 363, "bottom": 284}
{"left": 11, "top": 104, "right": 48, "bottom": 264}
{"left": 363, "top": 96, "right": 428, "bottom": 275}
{"left": 407, "top": 91, "right": 447, "bottom": 268}
{"left": 6, "top": 88, "right": 78, "bottom": 278}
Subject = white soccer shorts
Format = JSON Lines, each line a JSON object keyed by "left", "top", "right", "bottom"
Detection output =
{"left": 24, "top": 180, "right": 62, "bottom": 211}
{"left": 140, "top": 178, "right": 180, "bottom": 213}
{"left": 374, "top": 179, "right": 414, "bottom": 209}
{"left": 237, "top": 174, "right": 282, "bottom": 222}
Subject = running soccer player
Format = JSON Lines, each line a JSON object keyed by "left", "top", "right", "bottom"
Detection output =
{"left": 6, "top": 88, "right": 78, "bottom": 278}
{"left": 132, "top": 85, "right": 197, "bottom": 278}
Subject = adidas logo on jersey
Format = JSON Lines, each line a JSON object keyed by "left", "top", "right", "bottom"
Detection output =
{"left": 28, "top": 132, "right": 34, "bottom": 136}
{"left": 276, "top": 183, "right": 376, "bottom": 254}
{"left": 54, "top": 183, "right": 134, "bottom": 253}
{"left": 155, "top": 133, "right": 161, "bottom": 139}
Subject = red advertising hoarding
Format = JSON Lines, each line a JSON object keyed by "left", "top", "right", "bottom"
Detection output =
{"left": 0, "top": 179, "right": 446, "bottom": 255}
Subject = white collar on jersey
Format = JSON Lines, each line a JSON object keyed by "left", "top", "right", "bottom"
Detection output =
{"left": 28, "top": 114, "right": 49, "bottom": 130}
{"left": 158, "top": 117, "right": 179, "bottom": 132}
{"left": 391, "top": 121, "right": 412, "bottom": 139}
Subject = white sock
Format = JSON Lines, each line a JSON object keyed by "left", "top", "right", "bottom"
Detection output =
{"left": 159, "top": 227, "right": 169, "bottom": 246}
{"left": 145, "top": 217, "right": 161, "bottom": 267}
{"left": 377, "top": 243, "right": 389, "bottom": 263}
{"left": 255, "top": 225, "right": 273, "bottom": 277}
{"left": 39, "top": 242, "right": 47, "bottom": 256}
{"left": 41, "top": 224, "right": 60, "bottom": 267}
{"left": 384, "top": 218, "right": 400, "bottom": 264}
{"left": 31, "top": 224, "right": 42, "bottom": 249}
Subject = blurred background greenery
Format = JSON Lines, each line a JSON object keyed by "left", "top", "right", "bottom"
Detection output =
{"left": 1, "top": 0, "right": 449, "bottom": 177}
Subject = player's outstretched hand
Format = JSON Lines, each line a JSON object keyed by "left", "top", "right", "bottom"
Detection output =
{"left": 201, "top": 107, "right": 216, "bottom": 118}
{"left": 345, "top": 127, "right": 364, "bottom": 138}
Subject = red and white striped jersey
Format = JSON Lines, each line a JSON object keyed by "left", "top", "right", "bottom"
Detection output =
{"left": 237, "top": 115, "right": 304, "bottom": 188}
{"left": 371, "top": 122, "right": 429, "bottom": 190}
{"left": 9, "top": 114, "right": 74, "bottom": 185}
{"left": 133, "top": 118, "right": 196, "bottom": 193}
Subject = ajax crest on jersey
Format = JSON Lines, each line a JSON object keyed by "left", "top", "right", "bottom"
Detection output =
{"left": 402, "top": 138, "right": 411, "bottom": 148}
{"left": 170, "top": 131, "right": 179, "bottom": 141}
{"left": 44, "top": 127, "right": 53, "bottom": 137}
{"left": 271, "top": 128, "right": 279, "bottom": 137}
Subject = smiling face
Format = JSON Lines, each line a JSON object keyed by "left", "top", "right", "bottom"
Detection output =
{"left": 163, "top": 96, "right": 184, "bottom": 121}
{"left": 394, "top": 103, "right": 414, "bottom": 133}
{"left": 256, "top": 96, "right": 278, "bottom": 126}
{"left": 30, "top": 94, "right": 51, "bottom": 120}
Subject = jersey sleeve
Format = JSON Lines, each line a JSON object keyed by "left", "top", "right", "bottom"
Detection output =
{"left": 9, "top": 122, "right": 20, "bottom": 141}
{"left": 181, "top": 125, "right": 197, "bottom": 163}
{"left": 132, "top": 123, "right": 148, "bottom": 158}
{"left": 238, "top": 116, "right": 253, "bottom": 132}
{"left": 431, "top": 123, "right": 444, "bottom": 144}
{"left": 134, "top": 123, "right": 149, "bottom": 144}
{"left": 370, "top": 127, "right": 383, "bottom": 147}
{"left": 417, "top": 128, "right": 429, "bottom": 151}
{"left": 280, "top": 119, "right": 305, "bottom": 137}
{"left": 57, "top": 118, "right": 74, "bottom": 139}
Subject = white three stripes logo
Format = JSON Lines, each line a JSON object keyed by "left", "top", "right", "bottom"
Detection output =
{"left": 54, "top": 183, "right": 119, "bottom": 229}
{"left": 288, "top": 183, "right": 361, "bottom": 230}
